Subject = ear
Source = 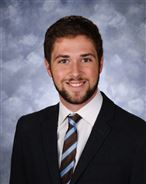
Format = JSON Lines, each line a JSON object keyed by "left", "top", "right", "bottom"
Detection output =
{"left": 44, "top": 59, "right": 52, "bottom": 77}
{"left": 99, "top": 56, "right": 104, "bottom": 73}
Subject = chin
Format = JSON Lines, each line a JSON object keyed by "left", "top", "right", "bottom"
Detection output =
{"left": 61, "top": 93, "right": 94, "bottom": 105}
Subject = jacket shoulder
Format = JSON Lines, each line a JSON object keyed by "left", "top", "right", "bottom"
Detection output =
{"left": 16, "top": 104, "right": 59, "bottom": 132}
{"left": 102, "top": 92, "right": 145, "bottom": 134}
{"left": 113, "top": 101, "right": 145, "bottom": 138}
{"left": 115, "top": 104, "right": 145, "bottom": 127}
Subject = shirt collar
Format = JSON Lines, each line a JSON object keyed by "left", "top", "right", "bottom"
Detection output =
{"left": 58, "top": 102, "right": 71, "bottom": 127}
{"left": 77, "top": 90, "right": 103, "bottom": 126}
{"left": 58, "top": 90, "right": 103, "bottom": 127}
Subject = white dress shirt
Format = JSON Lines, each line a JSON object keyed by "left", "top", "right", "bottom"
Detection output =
{"left": 57, "top": 90, "right": 103, "bottom": 167}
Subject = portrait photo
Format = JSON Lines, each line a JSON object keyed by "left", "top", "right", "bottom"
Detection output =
{"left": 1, "top": 0, "right": 146, "bottom": 184}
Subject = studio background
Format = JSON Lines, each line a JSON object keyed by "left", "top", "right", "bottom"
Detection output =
{"left": 1, "top": 0, "right": 146, "bottom": 183}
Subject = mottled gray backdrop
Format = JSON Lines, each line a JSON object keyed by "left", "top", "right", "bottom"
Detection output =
{"left": 1, "top": 0, "right": 146, "bottom": 183}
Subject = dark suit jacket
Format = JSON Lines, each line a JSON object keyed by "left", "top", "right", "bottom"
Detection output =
{"left": 10, "top": 93, "right": 146, "bottom": 184}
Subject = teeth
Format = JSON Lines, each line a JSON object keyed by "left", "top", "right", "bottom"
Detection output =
{"left": 66, "top": 80, "right": 86, "bottom": 87}
{"left": 70, "top": 83, "right": 82, "bottom": 87}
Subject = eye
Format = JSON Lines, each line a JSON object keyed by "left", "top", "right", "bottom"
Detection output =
{"left": 82, "top": 57, "right": 92, "bottom": 63}
{"left": 58, "top": 59, "right": 70, "bottom": 64}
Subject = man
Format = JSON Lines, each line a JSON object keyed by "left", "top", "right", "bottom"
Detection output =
{"left": 10, "top": 16, "right": 145, "bottom": 184}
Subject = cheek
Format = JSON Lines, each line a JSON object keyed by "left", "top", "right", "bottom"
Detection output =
{"left": 51, "top": 69, "right": 65, "bottom": 82}
{"left": 87, "top": 68, "right": 99, "bottom": 81}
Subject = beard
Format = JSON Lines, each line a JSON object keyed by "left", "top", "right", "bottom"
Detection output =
{"left": 52, "top": 75, "right": 100, "bottom": 105}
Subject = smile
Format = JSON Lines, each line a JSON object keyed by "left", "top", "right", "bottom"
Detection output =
{"left": 66, "top": 80, "right": 87, "bottom": 87}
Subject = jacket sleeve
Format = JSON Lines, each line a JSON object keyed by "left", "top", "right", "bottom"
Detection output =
{"left": 9, "top": 117, "right": 27, "bottom": 184}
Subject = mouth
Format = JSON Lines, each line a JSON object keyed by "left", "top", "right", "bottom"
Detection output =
{"left": 66, "top": 80, "right": 87, "bottom": 88}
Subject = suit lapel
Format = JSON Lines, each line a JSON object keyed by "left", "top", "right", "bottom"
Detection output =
{"left": 70, "top": 93, "right": 115, "bottom": 184}
{"left": 41, "top": 104, "right": 61, "bottom": 184}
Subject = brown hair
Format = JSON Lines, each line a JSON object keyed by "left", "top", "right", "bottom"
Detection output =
{"left": 44, "top": 15, "right": 103, "bottom": 63}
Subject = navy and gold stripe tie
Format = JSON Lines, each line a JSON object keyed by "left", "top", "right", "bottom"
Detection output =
{"left": 60, "top": 113, "right": 82, "bottom": 184}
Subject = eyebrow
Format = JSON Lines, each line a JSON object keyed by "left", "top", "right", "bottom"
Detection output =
{"left": 54, "top": 55, "right": 70, "bottom": 60}
{"left": 80, "top": 53, "right": 96, "bottom": 58}
{"left": 54, "top": 53, "right": 96, "bottom": 60}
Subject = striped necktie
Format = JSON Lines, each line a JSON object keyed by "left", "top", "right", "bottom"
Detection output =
{"left": 60, "top": 113, "right": 81, "bottom": 184}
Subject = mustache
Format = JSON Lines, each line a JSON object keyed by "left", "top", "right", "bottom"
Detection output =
{"left": 62, "top": 77, "right": 87, "bottom": 82}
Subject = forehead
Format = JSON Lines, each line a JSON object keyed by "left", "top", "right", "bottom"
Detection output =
{"left": 52, "top": 35, "right": 97, "bottom": 54}
{"left": 54, "top": 34, "right": 95, "bottom": 44}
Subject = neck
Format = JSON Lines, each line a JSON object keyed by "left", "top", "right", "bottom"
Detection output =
{"left": 60, "top": 90, "right": 98, "bottom": 112}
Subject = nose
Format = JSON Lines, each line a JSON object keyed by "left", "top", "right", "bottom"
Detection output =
{"left": 71, "top": 61, "right": 81, "bottom": 77}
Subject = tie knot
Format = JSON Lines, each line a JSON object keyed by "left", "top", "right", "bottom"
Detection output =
{"left": 68, "top": 113, "right": 82, "bottom": 123}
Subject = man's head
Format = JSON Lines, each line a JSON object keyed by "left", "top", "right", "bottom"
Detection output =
{"left": 44, "top": 15, "right": 103, "bottom": 64}
{"left": 44, "top": 16, "right": 104, "bottom": 111}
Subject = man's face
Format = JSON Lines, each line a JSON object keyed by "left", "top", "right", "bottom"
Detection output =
{"left": 45, "top": 35, "right": 103, "bottom": 109}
